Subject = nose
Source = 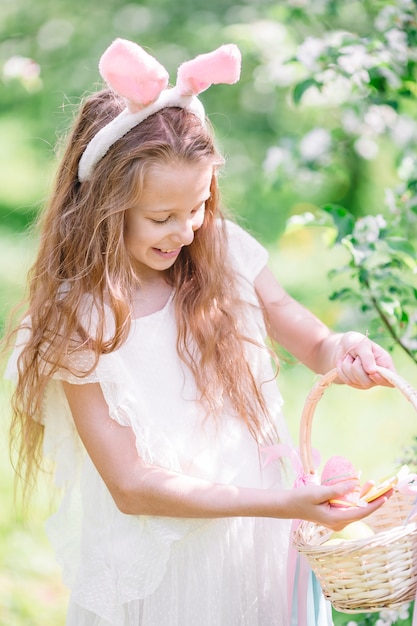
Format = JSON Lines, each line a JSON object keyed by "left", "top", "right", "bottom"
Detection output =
{"left": 172, "top": 219, "right": 195, "bottom": 246}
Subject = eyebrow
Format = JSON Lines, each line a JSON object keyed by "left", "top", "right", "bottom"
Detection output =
{"left": 145, "top": 198, "right": 210, "bottom": 214}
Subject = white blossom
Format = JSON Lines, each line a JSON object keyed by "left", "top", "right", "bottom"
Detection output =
{"left": 255, "top": 60, "right": 299, "bottom": 89}
{"left": 398, "top": 154, "right": 417, "bottom": 180}
{"left": 338, "top": 44, "right": 374, "bottom": 74}
{"left": 326, "top": 30, "right": 355, "bottom": 48}
{"left": 353, "top": 215, "right": 387, "bottom": 243}
{"left": 296, "top": 36, "right": 327, "bottom": 71}
{"left": 377, "top": 603, "right": 411, "bottom": 625}
{"left": 385, "top": 28, "right": 408, "bottom": 63}
{"left": 391, "top": 115, "right": 417, "bottom": 147}
{"left": 354, "top": 136, "right": 379, "bottom": 160}
{"left": 375, "top": 6, "right": 403, "bottom": 32}
{"left": 248, "top": 20, "right": 289, "bottom": 54}
{"left": 364, "top": 105, "right": 397, "bottom": 135}
{"left": 398, "top": 602, "right": 411, "bottom": 619}
{"left": 299, "top": 128, "right": 331, "bottom": 162}
{"left": 294, "top": 168, "right": 326, "bottom": 191}
{"left": 379, "top": 66, "right": 403, "bottom": 89}
{"left": 263, "top": 146, "right": 297, "bottom": 176}
{"left": 303, "top": 70, "right": 353, "bottom": 106}
{"left": 2, "top": 56, "right": 42, "bottom": 91}
{"left": 350, "top": 69, "right": 370, "bottom": 88}
{"left": 287, "top": 212, "right": 316, "bottom": 227}
{"left": 3, "top": 56, "right": 40, "bottom": 80}
{"left": 342, "top": 109, "right": 363, "bottom": 135}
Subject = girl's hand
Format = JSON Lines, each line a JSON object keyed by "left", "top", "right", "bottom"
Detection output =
{"left": 290, "top": 480, "right": 392, "bottom": 531}
{"left": 335, "top": 331, "right": 395, "bottom": 389}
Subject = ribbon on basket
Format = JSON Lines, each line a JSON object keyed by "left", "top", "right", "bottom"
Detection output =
{"left": 262, "top": 444, "right": 333, "bottom": 626}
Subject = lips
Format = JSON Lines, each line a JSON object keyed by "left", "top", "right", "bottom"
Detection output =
{"left": 153, "top": 246, "right": 183, "bottom": 259}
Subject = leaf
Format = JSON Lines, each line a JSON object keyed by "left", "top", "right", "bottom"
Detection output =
{"left": 407, "top": 179, "right": 417, "bottom": 192}
{"left": 293, "top": 78, "right": 319, "bottom": 105}
{"left": 385, "top": 237, "right": 417, "bottom": 258}
{"left": 358, "top": 267, "right": 370, "bottom": 285}
{"left": 329, "top": 288, "right": 362, "bottom": 303}
{"left": 321, "top": 204, "right": 355, "bottom": 242}
{"left": 383, "top": 240, "right": 417, "bottom": 271}
{"left": 403, "top": 81, "right": 417, "bottom": 98}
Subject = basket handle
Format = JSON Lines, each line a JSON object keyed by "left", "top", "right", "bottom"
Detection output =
{"left": 299, "top": 365, "right": 417, "bottom": 476}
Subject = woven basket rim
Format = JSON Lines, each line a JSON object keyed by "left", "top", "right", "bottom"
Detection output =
{"left": 294, "top": 502, "right": 417, "bottom": 555}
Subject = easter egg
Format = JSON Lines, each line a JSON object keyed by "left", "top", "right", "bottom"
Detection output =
{"left": 321, "top": 455, "right": 361, "bottom": 506}
{"left": 322, "top": 521, "right": 375, "bottom": 546}
{"left": 321, "top": 455, "right": 359, "bottom": 486}
{"left": 321, "top": 537, "right": 345, "bottom": 546}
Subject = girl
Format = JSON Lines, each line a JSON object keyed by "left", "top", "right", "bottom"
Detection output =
{"left": 6, "top": 40, "right": 395, "bottom": 626}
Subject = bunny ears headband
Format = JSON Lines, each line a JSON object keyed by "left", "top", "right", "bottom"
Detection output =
{"left": 78, "top": 39, "right": 242, "bottom": 182}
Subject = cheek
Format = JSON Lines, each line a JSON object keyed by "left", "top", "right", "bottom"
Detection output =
{"left": 193, "top": 211, "right": 206, "bottom": 231}
{"left": 124, "top": 218, "right": 137, "bottom": 248}
{"left": 125, "top": 227, "right": 147, "bottom": 260}
{"left": 125, "top": 215, "right": 151, "bottom": 247}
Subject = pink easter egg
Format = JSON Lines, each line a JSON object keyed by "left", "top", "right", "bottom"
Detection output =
{"left": 321, "top": 455, "right": 359, "bottom": 486}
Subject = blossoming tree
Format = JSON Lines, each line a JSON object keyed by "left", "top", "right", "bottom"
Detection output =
{"left": 249, "top": 0, "right": 417, "bottom": 368}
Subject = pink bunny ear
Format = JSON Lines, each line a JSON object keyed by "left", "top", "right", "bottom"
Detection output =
{"left": 99, "top": 38, "right": 169, "bottom": 113}
{"left": 176, "top": 44, "right": 241, "bottom": 96}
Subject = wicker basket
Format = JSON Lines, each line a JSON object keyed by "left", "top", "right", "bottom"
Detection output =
{"left": 292, "top": 365, "right": 417, "bottom": 613}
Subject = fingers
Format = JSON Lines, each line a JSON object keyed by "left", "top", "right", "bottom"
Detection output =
{"left": 337, "top": 348, "right": 395, "bottom": 388}
{"left": 309, "top": 481, "right": 393, "bottom": 531}
{"left": 323, "top": 490, "right": 393, "bottom": 532}
{"left": 295, "top": 482, "right": 393, "bottom": 531}
{"left": 337, "top": 354, "right": 374, "bottom": 388}
{"left": 335, "top": 332, "right": 396, "bottom": 389}
{"left": 325, "top": 480, "right": 360, "bottom": 502}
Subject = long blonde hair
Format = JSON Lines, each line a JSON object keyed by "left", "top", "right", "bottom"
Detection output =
{"left": 7, "top": 89, "right": 278, "bottom": 495}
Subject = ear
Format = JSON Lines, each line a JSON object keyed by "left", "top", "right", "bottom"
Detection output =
{"left": 99, "top": 38, "right": 169, "bottom": 113}
{"left": 176, "top": 44, "right": 241, "bottom": 96}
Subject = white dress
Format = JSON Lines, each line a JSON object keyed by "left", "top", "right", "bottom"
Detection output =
{"left": 6, "top": 221, "right": 294, "bottom": 626}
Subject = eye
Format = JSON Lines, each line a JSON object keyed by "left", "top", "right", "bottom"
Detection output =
{"left": 150, "top": 216, "right": 170, "bottom": 224}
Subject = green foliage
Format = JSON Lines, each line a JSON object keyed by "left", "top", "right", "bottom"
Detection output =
{"left": 323, "top": 195, "right": 417, "bottom": 364}
{"left": 334, "top": 606, "right": 412, "bottom": 626}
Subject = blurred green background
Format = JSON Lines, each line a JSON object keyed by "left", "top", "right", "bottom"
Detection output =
{"left": 1, "top": 0, "right": 417, "bottom": 624}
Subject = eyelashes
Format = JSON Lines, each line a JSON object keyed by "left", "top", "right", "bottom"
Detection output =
{"left": 149, "top": 203, "right": 206, "bottom": 225}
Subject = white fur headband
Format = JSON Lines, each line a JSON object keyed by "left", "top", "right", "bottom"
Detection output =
{"left": 78, "top": 39, "right": 242, "bottom": 182}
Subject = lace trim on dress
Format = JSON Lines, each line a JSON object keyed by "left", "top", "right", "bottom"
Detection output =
{"left": 43, "top": 345, "right": 207, "bottom": 622}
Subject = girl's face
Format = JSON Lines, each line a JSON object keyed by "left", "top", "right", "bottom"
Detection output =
{"left": 125, "top": 161, "right": 213, "bottom": 279}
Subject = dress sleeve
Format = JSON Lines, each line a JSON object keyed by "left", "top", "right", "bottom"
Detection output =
{"left": 224, "top": 219, "right": 269, "bottom": 283}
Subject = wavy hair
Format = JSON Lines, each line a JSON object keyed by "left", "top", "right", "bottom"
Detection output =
{"left": 7, "top": 88, "right": 278, "bottom": 496}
